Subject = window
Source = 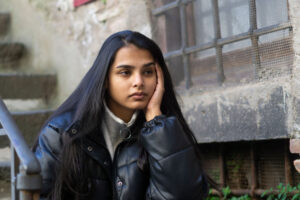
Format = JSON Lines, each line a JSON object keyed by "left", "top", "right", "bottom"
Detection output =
{"left": 201, "top": 139, "right": 300, "bottom": 197}
{"left": 151, "top": 0, "right": 293, "bottom": 90}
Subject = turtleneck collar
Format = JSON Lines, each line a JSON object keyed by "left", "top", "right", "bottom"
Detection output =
{"left": 102, "top": 101, "right": 139, "bottom": 159}
{"left": 103, "top": 100, "right": 138, "bottom": 127}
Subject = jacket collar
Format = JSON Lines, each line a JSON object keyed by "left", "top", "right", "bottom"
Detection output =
{"left": 103, "top": 100, "right": 139, "bottom": 128}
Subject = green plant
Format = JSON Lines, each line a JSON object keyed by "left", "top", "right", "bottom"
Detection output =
{"left": 206, "top": 186, "right": 251, "bottom": 200}
{"left": 261, "top": 183, "right": 300, "bottom": 200}
{"left": 206, "top": 183, "right": 300, "bottom": 200}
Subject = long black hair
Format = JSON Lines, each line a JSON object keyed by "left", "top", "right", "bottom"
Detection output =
{"left": 35, "top": 30, "right": 213, "bottom": 199}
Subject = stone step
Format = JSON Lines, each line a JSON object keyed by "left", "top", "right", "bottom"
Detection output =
{"left": 0, "top": 72, "right": 57, "bottom": 99}
{"left": 0, "top": 109, "right": 53, "bottom": 148}
{"left": 0, "top": 180, "right": 10, "bottom": 199}
{"left": 0, "top": 162, "right": 10, "bottom": 182}
{"left": 0, "top": 161, "right": 10, "bottom": 199}
{"left": 0, "top": 43, "right": 24, "bottom": 64}
{"left": 0, "top": 13, "right": 10, "bottom": 36}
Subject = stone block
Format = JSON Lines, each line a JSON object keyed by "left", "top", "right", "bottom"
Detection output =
{"left": 290, "top": 139, "right": 300, "bottom": 153}
{"left": 294, "top": 159, "right": 300, "bottom": 173}
{"left": 181, "top": 85, "right": 289, "bottom": 143}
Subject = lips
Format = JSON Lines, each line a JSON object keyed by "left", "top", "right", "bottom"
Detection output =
{"left": 129, "top": 92, "right": 147, "bottom": 100}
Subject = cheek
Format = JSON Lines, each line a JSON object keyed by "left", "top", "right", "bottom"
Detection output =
{"left": 148, "top": 79, "right": 157, "bottom": 95}
{"left": 108, "top": 79, "right": 122, "bottom": 98}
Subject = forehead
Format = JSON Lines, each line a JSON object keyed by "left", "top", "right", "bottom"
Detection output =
{"left": 111, "top": 44, "right": 154, "bottom": 67}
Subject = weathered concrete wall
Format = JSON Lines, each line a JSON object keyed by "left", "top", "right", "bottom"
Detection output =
{"left": 175, "top": 0, "right": 298, "bottom": 144}
{"left": 0, "top": 0, "right": 152, "bottom": 105}
{"left": 289, "top": 0, "right": 300, "bottom": 139}
{"left": 288, "top": 0, "right": 300, "bottom": 173}
{"left": 179, "top": 77, "right": 292, "bottom": 143}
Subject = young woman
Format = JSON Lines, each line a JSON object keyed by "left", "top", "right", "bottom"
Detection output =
{"left": 34, "top": 30, "right": 209, "bottom": 200}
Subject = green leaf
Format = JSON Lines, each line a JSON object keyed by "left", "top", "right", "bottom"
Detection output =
{"left": 222, "top": 186, "right": 231, "bottom": 199}
{"left": 292, "top": 193, "right": 300, "bottom": 200}
{"left": 267, "top": 195, "right": 273, "bottom": 200}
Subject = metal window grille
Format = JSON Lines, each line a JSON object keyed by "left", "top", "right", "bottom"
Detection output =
{"left": 200, "top": 139, "right": 300, "bottom": 198}
{"left": 152, "top": 0, "right": 293, "bottom": 89}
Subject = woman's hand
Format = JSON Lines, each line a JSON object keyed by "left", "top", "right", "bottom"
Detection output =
{"left": 145, "top": 64, "right": 165, "bottom": 121}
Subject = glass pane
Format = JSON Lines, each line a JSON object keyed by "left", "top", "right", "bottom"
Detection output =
{"left": 258, "top": 30, "right": 293, "bottom": 78}
{"left": 222, "top": 39, "right": 254, "bottom": 85}
{"left": 189, "top": 48, "right": 219, "bottom": 89}
{"left": 193, "top": 0, "right": 215, "bottom": 45}
{"left": 163, "top": 7, "right": 182, "bottom": 51}
{"left": 256, "top": 0, "right": 289, "bottom": 28}
{"left": 166, "top": 57, "right": 184, "bottom": 87}
{"left": 152, "top": 6, "right": 183, "bottom": 87}
{"left": 219, "top": 0, "right": 249, "bottom": 38}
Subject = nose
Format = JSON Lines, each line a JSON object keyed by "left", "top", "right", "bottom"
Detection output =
{"left": 133, "top": 73, "right": 144, "bottom": 88}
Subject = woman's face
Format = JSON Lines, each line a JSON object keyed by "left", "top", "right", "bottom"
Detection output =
{"left": 106, "top": 44, "right": 157, "bottom": 118}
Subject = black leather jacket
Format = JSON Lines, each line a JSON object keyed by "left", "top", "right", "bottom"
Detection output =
{"left": 34, "top": 112, "right": 208, "bottom": 199}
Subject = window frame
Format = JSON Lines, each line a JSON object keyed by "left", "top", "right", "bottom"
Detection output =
{"left": 151, "top": 0, "right": 293, "bottom": 89}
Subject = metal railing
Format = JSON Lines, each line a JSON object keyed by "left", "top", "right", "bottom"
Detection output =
{"left": 152, "top": 0, "right": 293, "bottom": 88}
{"left": 0, "top": 98, "right": 41, "bottom": 200}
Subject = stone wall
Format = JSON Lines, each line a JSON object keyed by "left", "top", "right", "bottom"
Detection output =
{"left": 0, "top": 0, "right": 152, "bottom": 105}
{"left": 289, "top": 0, "right": 300, "bottom": 139}
{"left": 288, "top": 0, "right": 300, "bottom": 173}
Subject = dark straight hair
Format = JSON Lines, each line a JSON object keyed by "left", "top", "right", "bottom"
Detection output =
{"left": 35, "top": 30, "right": 213, "bottom": 199}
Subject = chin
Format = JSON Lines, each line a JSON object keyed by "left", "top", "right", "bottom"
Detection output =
{"left": 129, "top": 102, "right": 148, "bottom": 110}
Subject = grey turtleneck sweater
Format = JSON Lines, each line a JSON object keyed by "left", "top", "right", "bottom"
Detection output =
{"left": 102, "top": 102, "right": 138, "bottom": 160}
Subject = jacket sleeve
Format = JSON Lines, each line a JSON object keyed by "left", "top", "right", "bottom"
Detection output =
{"left": 140, "top": 115, "right": 208, "bottom": 200}
{"left": 34, "top": 125, "right": 63, "bottom": 197}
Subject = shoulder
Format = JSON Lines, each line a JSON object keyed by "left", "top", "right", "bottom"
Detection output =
{"left": 37, "top": 111, "right": 75, "bottom": 149}
{"left": 46, "top": 111, "right": 75, "bottom": 134}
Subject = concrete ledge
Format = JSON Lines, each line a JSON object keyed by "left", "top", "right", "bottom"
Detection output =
{"left": 181, "top": 83, "right": 290, "bottom": 143}
{"left": 0, "top": 43, "right": 24, "bottom": 63}
{"left": 0, "top": 73, "right": 57, "bottom": 99}
{"left": 0, "top": 13, "right": 10, "bottom": 35}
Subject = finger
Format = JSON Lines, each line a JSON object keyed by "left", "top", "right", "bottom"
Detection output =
{"left": 155, "top": 64, "right": 164, "bottom": 89}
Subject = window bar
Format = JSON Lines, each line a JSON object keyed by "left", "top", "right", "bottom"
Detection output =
{"left": 284, "top": 141, "right": 293, "bottom": 185}
{"left": 164, "top": 22, "right": 291, "bottom": 60}
{"left": 179, "top": 0, "right": 192, "bottom": 88}
{"left": 152, "top": 0, "right": 194, "bottom": 16}
{"left": 219, "top": 144, "right": 225, "bottom": 188}
{"left": 249, "top": 0, "right": 261, "bottom": 79}
{"left": 250, "top": 143, "right": 257, "bottom": 198}
{"left": 212, "top": 0, "right": 225, "bottom": 84}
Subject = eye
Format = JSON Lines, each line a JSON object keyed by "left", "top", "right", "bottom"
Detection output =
{"left": 119, "top": 70, "right": 131, "bottom": 76}
{"left": 143, "top": 69, "right": 154, "bottom": 76}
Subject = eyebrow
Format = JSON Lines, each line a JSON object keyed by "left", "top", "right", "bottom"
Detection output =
{"left": 116, "top": 62, "right": 155, "bottom": 69}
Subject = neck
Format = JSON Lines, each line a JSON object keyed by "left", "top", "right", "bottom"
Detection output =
{"left": 107, "top": 100, "right": 134, "bottom": 123}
